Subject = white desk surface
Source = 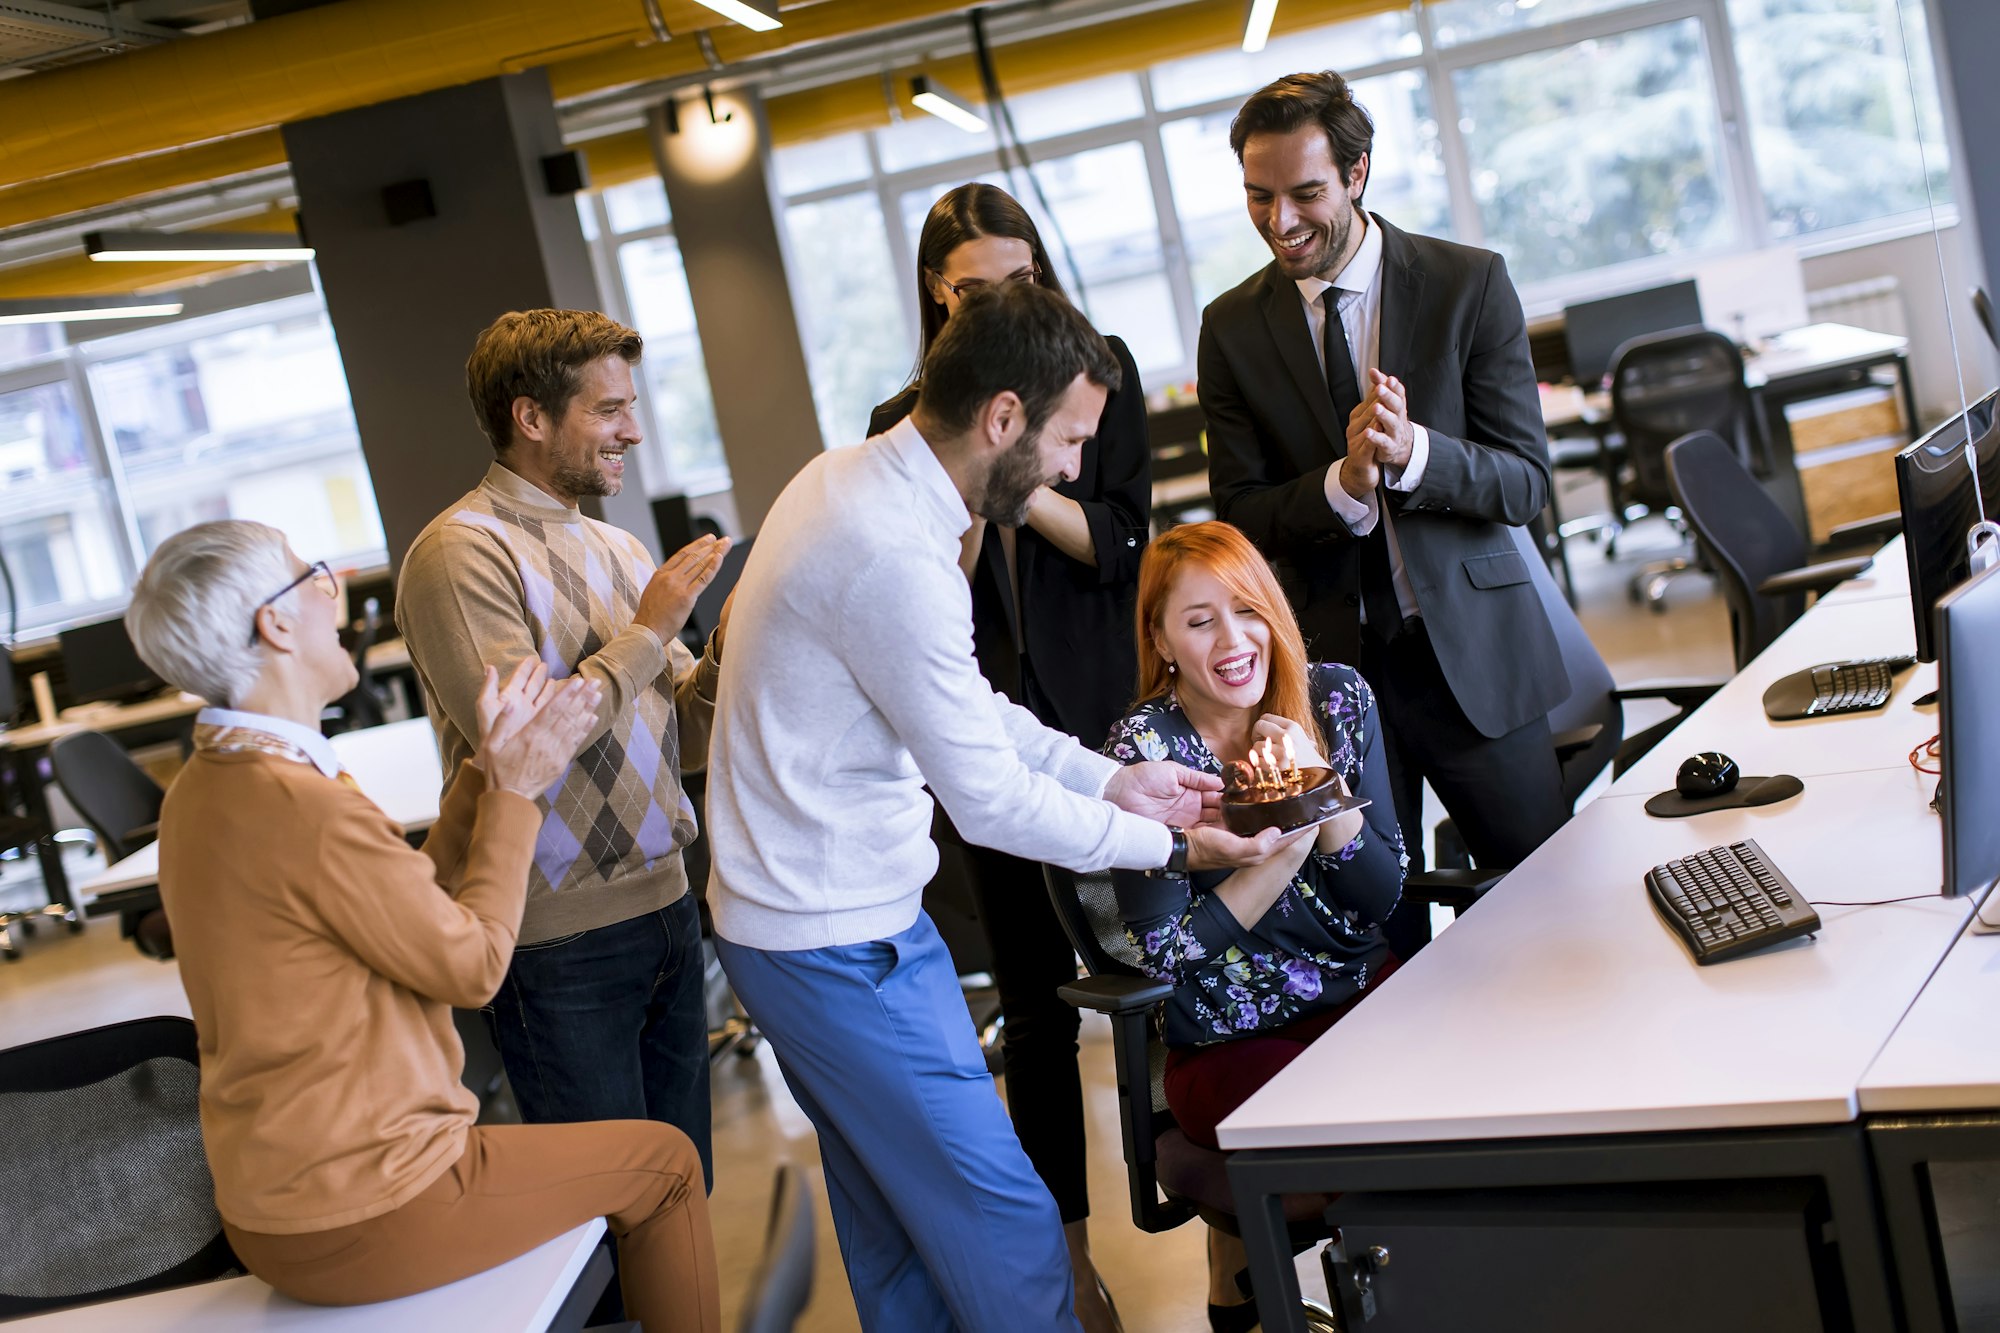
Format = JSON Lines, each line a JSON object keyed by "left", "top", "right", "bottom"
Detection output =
{"left": 77, "top": 718, "right": 445, "bottom": 900}
{"left": 1218, "top": 765, "right": 1967, "bottom": 1150}
{"left": 11, "top": 1220, "right": 603, "bottom": 1332}
{"left": 1860, "top": 913, "right": 2000, "bottom": 1113}
{"left": 1610, "top": 594, "right": 1934, "bottom": 795}
{"left": 1, "top": 692, "right": 205, "bottom": 751}
{"left": 1818, "top": 536, "right": 1910, "bottom": 606}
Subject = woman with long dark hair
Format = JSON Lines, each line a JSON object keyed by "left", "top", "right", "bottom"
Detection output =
{"left": 868, "top": 182, "right": 1150, "bottom": 1333}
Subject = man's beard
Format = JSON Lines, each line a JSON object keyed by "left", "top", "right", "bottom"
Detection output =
{"left": 551, "top": 448, "right": 617, "bottom": 499}
{"left": 1270, "top": 204, "right": 1356, "bottom": 280}
{"left": 976, "top": 427, "right": 1049, "bottom": 528}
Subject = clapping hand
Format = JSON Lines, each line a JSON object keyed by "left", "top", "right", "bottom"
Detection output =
{"left": 474, "top": 658, "right": 603, "bottom": 799}
{"left": 636, "top": 534, "right": 733, "bottom": 642}
{"left": 1339, "top": 369, "right": 1415, "bottom": 499}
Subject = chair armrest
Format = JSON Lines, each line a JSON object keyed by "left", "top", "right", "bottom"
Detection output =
{"left": 1826, "top": 512, "right": 1901, "bottom": 546}
{"left": 1612, "top": 679, "right": 1725, "bottom": 710}
{"left": 1551, "top": 723, "right": 1604, "bottom": 764}
{"left": 122, "top": 821, "right": 161, "bottom": 850}
{"left": 1756, "top": 556, "right": 1875, "bottom": 599}
{"left": 1058, "top": 973, "right": 1174, "bottom": 1016}
{"left": 1404, "top": 868, "right": 1505, "bottom": 908}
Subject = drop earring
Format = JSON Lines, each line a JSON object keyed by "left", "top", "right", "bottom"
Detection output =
{"left": 1167, "top": 662, "right": 1176, "bottom": 674}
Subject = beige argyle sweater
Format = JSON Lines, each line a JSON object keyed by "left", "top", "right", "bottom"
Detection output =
{"left": 396, "top": 463, "right": 718, "bottom": 944}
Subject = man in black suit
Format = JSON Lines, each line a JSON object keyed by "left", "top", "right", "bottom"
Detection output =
{"left": 1200, "top": 71, "right": 1570, "bottom": 944}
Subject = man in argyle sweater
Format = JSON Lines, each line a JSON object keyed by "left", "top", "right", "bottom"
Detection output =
{"left": 398, "top": 309, "right": 729, "bottom": 1187}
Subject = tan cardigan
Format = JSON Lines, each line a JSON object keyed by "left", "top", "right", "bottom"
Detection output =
{"left": 159, "top": 747, "right": 538, "bottom": 1234}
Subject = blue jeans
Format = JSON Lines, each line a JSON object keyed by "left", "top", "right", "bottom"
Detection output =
{"left": 484, "top": 894, "right": 712, "bottom": 1190}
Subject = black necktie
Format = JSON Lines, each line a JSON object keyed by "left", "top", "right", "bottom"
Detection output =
{"left": 1324, "top": 289, "right": 1403, "bottom": 639}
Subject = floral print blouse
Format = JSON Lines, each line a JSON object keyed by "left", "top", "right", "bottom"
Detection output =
{"left": 1102, "top": 663, "right": 1405, "bottom": 1048}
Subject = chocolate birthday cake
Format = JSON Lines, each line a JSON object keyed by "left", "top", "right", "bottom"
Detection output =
{"left": 1221, "top": 761, "right": 1354, "bottom": 834}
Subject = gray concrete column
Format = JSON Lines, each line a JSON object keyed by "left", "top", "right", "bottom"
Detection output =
{"left": 650, "top": 88, "right": 824, "bottom": 532}
{"left": 281, "top": 69, "right": 660, "bottom": 570}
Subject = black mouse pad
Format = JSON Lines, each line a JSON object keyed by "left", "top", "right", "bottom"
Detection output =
{"left": 1645, "top": 774, "right": 1805, "bottom": 818}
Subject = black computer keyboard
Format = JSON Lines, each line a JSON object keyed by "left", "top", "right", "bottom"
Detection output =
{"left": 1646, "top": 839, "right": 1822, "bottom": 965}
{"left": 1760, "top": 655, "right": 1916, "bottom": 721}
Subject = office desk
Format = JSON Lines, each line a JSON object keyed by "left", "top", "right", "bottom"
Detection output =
{"left": 1608, "top": 593, "right": 1933, "bottom": 795}
{"left": 1220, "top": 555, "right": 1955, "bottom": 1331}
{"left": 1860, "top": 916, "right": 2000, "bottom": 1333}
{"left": 1819, "top": 534, "right": 1912, "bottom": 606}
{"left": 0, "top": 692, "right": 206, "bottom": 913}
{"left": 11, "top": 1220, "right": 608, "bottom": 1332}
{"left": 77, "top": 717, "right": 444, "bottom": 903}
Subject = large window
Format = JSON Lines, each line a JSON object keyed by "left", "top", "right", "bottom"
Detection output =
{"left": 0, "top": 292, "right": 386, "bottom": 638}
{"left": 1453, "top": 17, "right": 1733, "bottom": 283}
{"left": 786, "top": 189, "right": 909, "bottom": 446}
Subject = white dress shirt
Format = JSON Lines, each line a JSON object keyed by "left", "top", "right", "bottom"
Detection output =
{"left": 1298, "top": 213, "right": 1428, "bottom": 624}
{"left": 194, "top": 707, "right": 342, "bottom": 779}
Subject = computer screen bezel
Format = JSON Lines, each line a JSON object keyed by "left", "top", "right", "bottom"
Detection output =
{"left": 1561, "top": 280, "right": 1704, "bottom": 389}
{"left": 58, "top": 616, "right": 163, "bottom": 707}
{"left": 1897, "top": 387, "right": 2000, "bottom": 663}
{"left": 1938, "top": 560, "right": 2000, "bottom": 900}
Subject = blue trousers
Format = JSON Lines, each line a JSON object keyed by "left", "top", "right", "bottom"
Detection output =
{"left": 717, "top": 913, "right": 1080, "bottom": 1333}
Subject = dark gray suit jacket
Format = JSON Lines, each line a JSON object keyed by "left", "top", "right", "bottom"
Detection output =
{"left": 1200, "top": 214, "right": 1568, "bottom": 739}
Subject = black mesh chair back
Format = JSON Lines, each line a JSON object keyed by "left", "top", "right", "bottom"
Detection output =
{"left": 1609, "top": 327, "right": 1754, "bottom": 510}
{"left": 1512, "top": 525, "right": 1621, "bottom": 804}
{"left": 1666, "top": 430, "right": 1810, "bottom": 669}
{"left": 0, "top": 1016, "right": 237, "bottom": 1317}
{"left": 48, "top": 729, "right": 164, "bottom": 861}
{"left": 736, "top": 1163, "right": 816, "bottom": 1333}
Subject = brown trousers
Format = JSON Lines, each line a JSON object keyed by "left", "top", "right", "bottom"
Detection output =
{"left": 225, "top": 1121, "right": 719, "bottom": 1333}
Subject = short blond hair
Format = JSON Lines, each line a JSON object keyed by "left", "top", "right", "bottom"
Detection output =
{"left": 465, "top": 309, "right": 643, "bottom": 453}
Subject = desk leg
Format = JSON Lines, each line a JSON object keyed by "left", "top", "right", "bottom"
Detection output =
{"left": 1228, "top": 1156, "right": 1312, "bottom": 1333}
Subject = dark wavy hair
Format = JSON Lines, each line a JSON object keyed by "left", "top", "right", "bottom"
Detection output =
{"left": 909, "top": 183, "right": 1068, "bottom": 377}
{"left": 1229, "top": 71, "right": 1375, "bottom": 204}
{"left": 914, "top": 282, "right": 1119, "bottom": 440}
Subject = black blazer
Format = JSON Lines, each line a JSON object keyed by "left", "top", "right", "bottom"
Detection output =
{"left": 868, "top": 334, "right": 1150, "bottom": 749}
{"left": 1200, "top": 215, "right": 1567, "bottom": 740}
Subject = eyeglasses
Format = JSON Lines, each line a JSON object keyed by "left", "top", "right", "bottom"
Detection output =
{"left": 932, "top": 265, "right": 1040, "bottom": 298}
{"left": 248, "top": 560, "right": 337, "bottom": 646}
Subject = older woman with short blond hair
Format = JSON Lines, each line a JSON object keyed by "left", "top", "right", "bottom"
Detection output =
{"left": 128, "top": 519, "right": 719, "bottom": 1332}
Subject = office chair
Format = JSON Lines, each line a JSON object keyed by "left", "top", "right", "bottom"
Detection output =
{"left": 1044, "top": 851, "right": 1503, "bottom": 1329}
{"left": 48, "top": 729, "right": 170, "bottom": 956}
{"left": 0, "top": 770, "right": 72, "bottom": 962}
{"left": 736, "top": 1163, "right": 816, "bottom": 1333}
{"left": 1666, "top": 430, "right": 1898, "bottom": 671}
{"left": 1607, "top": 327, "right": 1763, "bottom": 609}
{"left": 324, "top": 596, "right": 390, "bottom": 735}
{"left": 1432, "top": 523, "right": 1721, "bottom": 872}
{"left": 0, "top": 1015, "right": 241, "bottom": 1318}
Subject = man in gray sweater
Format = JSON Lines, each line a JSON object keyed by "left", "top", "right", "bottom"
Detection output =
{"left": 707, "top": 284, "right": 1285, "bottom": 1332}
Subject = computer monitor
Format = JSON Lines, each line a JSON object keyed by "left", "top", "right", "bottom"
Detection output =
{"left": 1562, "top": 280, "right": 1704, "bottom": 389}
{"left": 1692, "top": 249, "right": 1810, "bottom": 344}
{"left": 1939, "top": 562, "right": 2000, "bottom": 902}
{"left": 59, "top": 616, "right": 162, "bottom": 706}
{"left": 1897, "top": 388, "right": 2000, "bottom": 662}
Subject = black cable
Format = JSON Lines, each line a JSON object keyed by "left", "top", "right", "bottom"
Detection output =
{"left": 968, "top": 8, "right": 1089, "bottom": 306}
{"left": 1807, "top": 894, "right": 1938, "bottom": 908}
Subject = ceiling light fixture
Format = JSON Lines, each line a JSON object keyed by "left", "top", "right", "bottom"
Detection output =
{"left": 688, "top": 0, "right": 781, "bottom": 33}
{"left": 84, "top": 229, "right": 315, "bottom": 263}
{"left": 0, "top": 296, "right": 185, "bottom": 325}
{"left": 910, "top": 76, "right": 987, "bottom": 134}
{"left": 1242, "top": 0, "right": 1280, "bottom": 53}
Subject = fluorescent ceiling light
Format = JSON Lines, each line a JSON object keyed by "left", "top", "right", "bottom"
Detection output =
{"left": 84, "top": 229, "right": 315, "bottom": 263}
{"left": 1243, "top": 0, "right": 1280, "bottom": 53}
{"left": 910, "top": 76, "right": 987, "bottom": 134}
{"left": 0, "top": 296, "right": 184, "bottom": 325}
{"left": 689, "top": 0, "right": 781, "bottom": 32}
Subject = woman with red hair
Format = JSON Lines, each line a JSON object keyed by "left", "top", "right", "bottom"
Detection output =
{"left": 1101, "top": 520, "right": 1405, "bottom": 1331}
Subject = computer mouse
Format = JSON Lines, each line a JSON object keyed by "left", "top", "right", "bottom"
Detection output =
{"left": 1676, "top": 752, "right": 1741, "bottom": 800}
